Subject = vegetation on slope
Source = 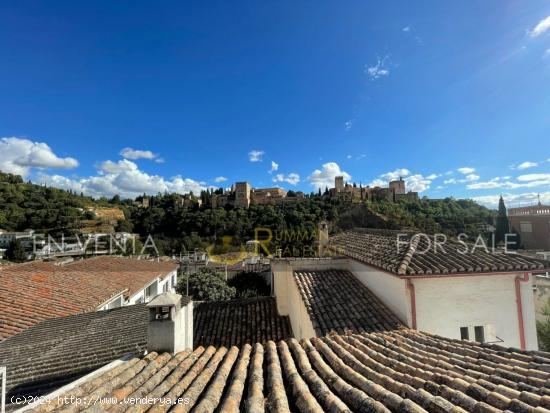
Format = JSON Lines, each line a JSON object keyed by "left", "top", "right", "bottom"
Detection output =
{"left": 0, "top": 171, "right": 498, "bottom": 257}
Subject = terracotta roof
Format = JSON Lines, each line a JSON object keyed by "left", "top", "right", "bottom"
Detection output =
{"left": 29, "top": 329, "right": 550, "bottom": 413}
{"left": 330, "top": 229, "right": 547, "bottom": 276}
{"left": 0, "top": 256, "right": 178, "bottom": 340}
{"left": 193, "top": 297, "right": 293, "bottom": 348}
{"left": 0, "top": 304, "right": 148, "bottom": 400}
{"left": 0, "top": 297, "right": 291, "bottom": 402}
{"left": 294, "top": 269, "right": 402, "bottom": 336}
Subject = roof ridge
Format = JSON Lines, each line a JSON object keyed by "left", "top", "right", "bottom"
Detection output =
{"left": 397, "top": 234, "right": 420, "bottom": 275}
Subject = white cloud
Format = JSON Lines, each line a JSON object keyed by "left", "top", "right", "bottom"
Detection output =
{"left": 344, "top": 119, "right": 354, "bottom": 131}
{"left": 544, "top": 48, "right": 550, "bottom": 59}
{"left": 0, "top": 137, "right": 78, "bottom": 177}
{"left": 120, "top": 147, "right": 162, "bottom": 162}
{"left": 98, "top": 159, "right": 138, "bottom": 174}
{"left": 346, "top": 155, "right": 353, "bottom": 159}
{"left": 214, "top": 176, "right": 227, "bottom": 183}
{"left": 308, "top": 162, "right": 351, "bottom": 189}
{"left": 269, "top": 161, "right": 279, "bottom": 173}
{"left": 444, "top": 178, "right": 457, "bottom": 185}
{"left": 37, "top": 160, "right": 205, "bottom": 199}
{"left": 516, "top": 161, "right": 538, "bottom": 170}
{"left": 457, "top": 167, "right": 475, "bottom": 174}
{"left": 402, "top": 26, "right": 411, "bottom": 32}
{"left": 273, "top": 173, "right": 300, "bottom": 186}
{"left": 248, "top": 150, "right": 265, "bottom": 162}
{"left": 473, "top": 192, "right": 550, "bottom": 209}
{"left": 365, "top": 56, "right": 390, "bottom": 80}
{"left": 517, "top": 173, "right": 550, "bottom": 182}
{"left": 464, "top": 174, "right": 480, "bottom": 182}
{"left": 530, "top": 15, "right": 550, "bottom": 38}
{"left": 467, "top": 174, "right": 550, "bottom": 190}
{"left": 369, "top": 168, "right": 435, "bottom": 192}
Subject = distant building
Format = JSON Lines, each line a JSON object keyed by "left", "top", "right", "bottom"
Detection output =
{"left": 211, "top": 182, "right": 304, "bottom": 208}
{"left": 234, "top": 181, "right": 252, "bottom": 208}
{"left": 508, "top": 200, "right": 550, "bottom": 251}
{"left": 328, "top": 176, "right": 418, "bottom": 203}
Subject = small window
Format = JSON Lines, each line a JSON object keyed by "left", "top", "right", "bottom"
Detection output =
{"left": 460, "top": 327, "right": 469, "bottom": 340}
{"left": 474, "top": 326, "right": 485, "bottom": 343}
{"left": 519, "top": 222, "right": 533, "bottom": 233}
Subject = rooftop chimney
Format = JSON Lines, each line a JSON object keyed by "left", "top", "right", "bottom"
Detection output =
{"left": 146, "top": 292, "right": 193, "bottom": 354}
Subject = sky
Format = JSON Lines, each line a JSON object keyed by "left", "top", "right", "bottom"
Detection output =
{"left": 0, "top": 1, "right": 549, "bottom": 208}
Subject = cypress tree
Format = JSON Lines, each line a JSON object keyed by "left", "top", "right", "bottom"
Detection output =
{"left": 495, "top": 195, "right": 509, "bottom": 244}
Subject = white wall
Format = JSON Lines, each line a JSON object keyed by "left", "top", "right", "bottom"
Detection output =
{"left": 348, "top": 260, "right": 410, "bottom": 325}
{"left": 272, "top": 260, "right": 315, "bottom": 340}
{"left": 412, "top": 273, "right": 537, "bottom": 350}
{"left": 347, "top": 260, "right": 538, "bottom": 350}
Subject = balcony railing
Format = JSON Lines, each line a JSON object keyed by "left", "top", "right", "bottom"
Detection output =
{"left": 508, "top": 205, "right": 550, "bottom": 216}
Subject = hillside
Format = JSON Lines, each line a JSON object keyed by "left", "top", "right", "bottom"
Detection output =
{"left": 0, "top": 171, "right": 125, "bottom": 234}
{"left": 0, "top": 171, "right": 497, "bottom": 254}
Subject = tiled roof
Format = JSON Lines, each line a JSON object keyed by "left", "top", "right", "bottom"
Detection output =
{"left": 193, "top": 297, "right": 293, "bottom": 348}
{"left": 330, "top": 229, "right": 547, "bottom": 276}
{"left": 293, "top": 269, "right": 402, "bottom": 336}
{"left": 0, "top": 297, "right": 291, "bottom": 402}
{"left": 0, "top": 256, "right": 178, "bottom": 340}
{"left": 0, "top": 304, "right": 148, "bottom": 400}
{"left": 29, "top": 329, "right": 550, "bottom": 413}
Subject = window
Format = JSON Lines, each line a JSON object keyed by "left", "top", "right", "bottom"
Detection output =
{"left": 519, "top": 221, "right": 533, "bottom": 233}
{"left": 460, "top": 327, "right": 469, "bottom": 340}
{"left": 106, "top": 296, "right": 122, "bottom": 310}
{"left": 474, "top": 325, "right": 485, "bottom": 343}
{"left": 145, "top": 280, "right": 158, "bottom": 301}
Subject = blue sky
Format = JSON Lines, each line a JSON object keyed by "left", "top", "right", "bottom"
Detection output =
{"left": 0, "top": 1, "right": 549, "bottom": 208}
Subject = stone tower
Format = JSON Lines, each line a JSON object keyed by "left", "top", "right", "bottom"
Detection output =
{"left": 335, "top": 176, "right": 344, "bottom": 192}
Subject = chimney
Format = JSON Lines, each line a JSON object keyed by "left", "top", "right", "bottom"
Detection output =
{"left": 146, "top": 292, "right": 193, "bottom": 354}
{"left": 318, "top": 221, "right": 329, "bottom": 257}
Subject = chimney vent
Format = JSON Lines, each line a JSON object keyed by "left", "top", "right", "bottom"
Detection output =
{"left": 146, "top": 292, "right": 193, "bottom": 354}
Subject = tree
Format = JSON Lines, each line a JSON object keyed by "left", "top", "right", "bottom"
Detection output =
{"left": 495, "top": 196, "right": 509, "bottom": 244}
{"left": 176, "top": 267, "right": 236, "bottom": 301}
{"left": 537, "top": 299, "right": 550, "bottom": 351}
{"left": 228, "top": 271, "right": 270, "bottom": 298}
{"left": 5, "top": 239, "right": 27, "bottom": 262}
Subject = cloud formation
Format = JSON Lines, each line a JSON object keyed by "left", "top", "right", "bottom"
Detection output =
{"left": 120, "top": 147, "right": 162, "bottom": 162}
{"left": 248, "top": 150, "right": 265, "bottom": 162}
{"left": 269, "top": 161, "right": 279, "bottom": 173}
{"left": 0, "top": 137, "right": 78, "bottom": 177}
{"left": 38, "top": 159, "right": 205, "bottom": 199}
{"left": 473, "top": 192, "right": 550, "bottom": 209}
{"left": 272, "top": 173, "right": 300, "bottom": 185}
{"left": 307, "top": 162, "right": 351, "bottom": 189}
{"left": 457, "top": 167, "right": 475, "bottom": 174}
{"left": 530, "top": 15, "right": 550, "bottom": 38}
{"left": 214, "top": 176, "right": 227, "bottom": 183}
{"left": 365, "top": 56, "right": 390, "bottom": 80}
{"left": 369, "top": 168, "right": 435, "bottom": 192}
{"left": 516, "top": 161, "right": 538, "bottom": 170}
{"left": 467, "top": 173, "right": 550, "bottom": 190}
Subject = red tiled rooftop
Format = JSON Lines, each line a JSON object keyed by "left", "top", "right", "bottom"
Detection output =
{"left": 0, "top": 256, "right": 177, "bottom": 341}
{"left": 28, "top": 329, "right": 550, "bottom": 412}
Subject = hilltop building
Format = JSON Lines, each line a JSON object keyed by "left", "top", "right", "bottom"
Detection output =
{"left": 329, "top": 176, "right": 419, "bottom": 202}
{"left": 508, "top": 198, "right": 550, "bottom": 251}
{"left": 211, "top": 181, "right": 304, "bottom": 208}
